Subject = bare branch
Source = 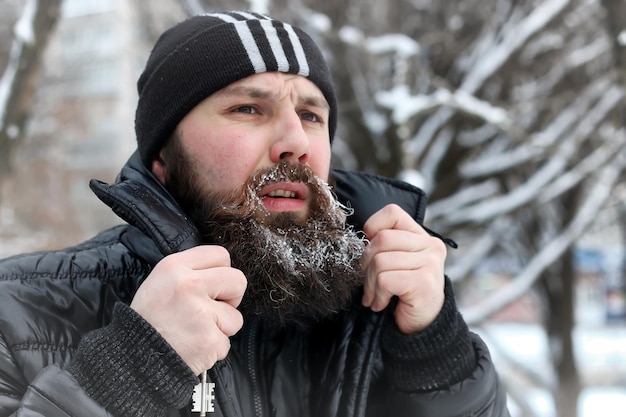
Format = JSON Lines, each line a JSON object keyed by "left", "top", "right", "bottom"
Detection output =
{"left": 461, "top": 0, "right": 572, "bottom": 94}
{"left": 463, "top": 151, "right": 626, "bottom": 324}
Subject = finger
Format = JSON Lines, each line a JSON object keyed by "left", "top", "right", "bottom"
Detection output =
{"left": 364, "top": 270, "right": 418, "bottom": 312}
{"left": 187, "top": 319, "right": 234, "bottom": 374}
{"left": 212, "top": 302, "right": 245, "bottom": 337}
{"left": 367, "top": 250, "right": 421, "bottom": 277}
{"left": 172, "top": 245, "right": 232, "bottom": 269}
{"left": 362, "top": 250, "right": 419, "bottom": 309}
{"left": 362, "top": 204, "right": 426, "bottom": 239}
{"left": 361, "top": 229, "right": 434, "bottom": 268}
{"left": 197, "top": 267, "right": 248, "bottom": 307}
{"left": 362, "top": 239, "right": 446, "bottom": 309}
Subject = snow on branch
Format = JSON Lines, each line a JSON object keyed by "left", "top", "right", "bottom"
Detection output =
{"left": 444, "top": 217, "right": 512, "bottom": 282}
{"left": 408, "top": 107, "right": 455, "bottom": 161}
{"left": 376, "top": 85, "right": 437, "bottom": 124}
{"left": 14, "top": 0, "right": 36, "bottom": 44}
{"left": 408, "top": 0, "right": 570, "bottom": 161}
{"left": 0, "top": 0, "right": 38, "bottom": 132}
{"left": 461, "top": 0, "right": 571, "bottom": 94}
{"left": 376, "top": 85, "right": 509, "bottom": 126}
{"left": 381, "top": 84, "right": 511, "bottom": 165}
{"left": 418, "top": 127, "right": 454, "bottom": 193}
{"left": 440, "top": 83, "right": 623, "bottom": 226}
{"left": 462, "top": 150, "right": 626, "bottom": 325}
{"left": 450, "top": 153, "right": 567, "bottom": 225}
{"left": 521, "top": 35, "right": 610, "bottom": 106}
{"left": 458, "top": 140, "right": 544, "bottom": 179}
{"left": 566, "top": 36, "right": 609, "bottom": 68}
{"left": 364, "top": 33, "right": 420, "bottom": 58}
{"left": 459, "top": 75, "right": 616, "bottom": 178}
{"left": 539, "top": 125, "right": 626, "bottom": 204}
{"left": 427, "top": 179, "right": 501, "bottom": 220}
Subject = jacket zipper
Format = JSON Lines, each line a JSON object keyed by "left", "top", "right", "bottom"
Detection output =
{"left": 247, "top": 319, "right": 264, "bottom": 416}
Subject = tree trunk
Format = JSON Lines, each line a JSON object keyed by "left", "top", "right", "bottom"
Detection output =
{"left": 0, "top": 0, "right": 62, "bottom": 201}
{"left": 555, "top": 247, "right": 581, "bottom": 417}
{"left": 545, "top": 189, "right": 582, "bottom": 417}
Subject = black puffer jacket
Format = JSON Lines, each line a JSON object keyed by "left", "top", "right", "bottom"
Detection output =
{"left": 0, "top": 152, "right": 509, "bottom": 417}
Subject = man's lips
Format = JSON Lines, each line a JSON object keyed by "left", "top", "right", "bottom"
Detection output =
{"left": 258, "top": 182, "right": 309, "bottom": 212}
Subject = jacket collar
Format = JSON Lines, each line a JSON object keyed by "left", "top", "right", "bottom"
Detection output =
{"left": 90, "top": 151, "right": 202, "bottom": 258}
{"left": 331, "top": 168, "right": 426, "bottom": 231}
{"left": 90, "top": 151, "right": 429, "bottom": 258}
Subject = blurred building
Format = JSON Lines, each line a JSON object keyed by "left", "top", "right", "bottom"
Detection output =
{"left": 41, "top": 0, "right": 139, "bottom": 170}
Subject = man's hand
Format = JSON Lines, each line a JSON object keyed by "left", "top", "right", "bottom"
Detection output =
{"left": 130, "top": 245, "right": 247, "bottom": 375}
{"left": 361, "top": 204, "right": 447, "bottom": 335}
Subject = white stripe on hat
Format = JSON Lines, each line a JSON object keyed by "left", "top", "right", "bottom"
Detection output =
{"left": 205, "top": 12, "right": 310, "bottom": 77}
{"left": 259, "top": 20, "right": 289, "bottom": 72}
{"left": 207, "top": 12, "right": 267, "bottom": 73}
{"left": 283, "top": 23, "right": 309, "bottom": 77}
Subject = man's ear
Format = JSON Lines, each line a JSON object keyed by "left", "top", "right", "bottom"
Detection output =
{"left": 152, "top": 153, "right": 167, "bottom": 184}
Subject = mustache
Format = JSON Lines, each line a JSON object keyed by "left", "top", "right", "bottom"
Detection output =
{"left": 206, "top": 161, "right": 350, "bottom": 227}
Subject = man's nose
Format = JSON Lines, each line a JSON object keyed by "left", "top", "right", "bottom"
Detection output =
{"left": 270, "top": 112, "right": 310, "bottom": 164}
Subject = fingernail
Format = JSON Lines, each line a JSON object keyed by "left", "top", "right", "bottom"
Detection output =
{"left": 362, "top": 294, "right": 370, "bottom": 307}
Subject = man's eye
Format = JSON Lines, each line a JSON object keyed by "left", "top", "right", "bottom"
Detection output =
{"left": 234, "top": 105, "right": 257, "bottom": 114}
{"left": 301, "top": 112, "right": 320, "bottom": 123}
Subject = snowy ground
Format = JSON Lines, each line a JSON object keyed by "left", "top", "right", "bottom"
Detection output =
{"left": 476, "top": 323, "right": 626, "bottom": 417}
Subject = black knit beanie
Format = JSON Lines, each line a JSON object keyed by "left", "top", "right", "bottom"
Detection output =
{"left": 135, "top": 11, "right": 338, "bottom": 167}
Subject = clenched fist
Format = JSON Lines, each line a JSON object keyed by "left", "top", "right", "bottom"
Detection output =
{"left": 130, "top": 245, "right": 247, "bottom": 374}
{"left": 361, "top": 204, "right": 447, "bottom": 335}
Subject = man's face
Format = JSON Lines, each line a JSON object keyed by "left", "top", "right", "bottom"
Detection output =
{"left": 153, "top": 73, "right": 366, "bottom": 326}
{"left": 153, "top": 72, "right": 332, "bottom": 221}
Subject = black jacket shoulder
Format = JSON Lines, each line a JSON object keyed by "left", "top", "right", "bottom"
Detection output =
{"left": 331, "top": 169, "right": 427, "bottom": 230}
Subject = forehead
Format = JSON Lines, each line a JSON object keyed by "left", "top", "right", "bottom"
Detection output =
{"left": 213, "top": 72, "right": 329, "bottom": 108}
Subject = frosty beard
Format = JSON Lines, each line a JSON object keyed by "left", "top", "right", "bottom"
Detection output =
{"left": 161, "top": 142, "right": 367, "bottom": 326}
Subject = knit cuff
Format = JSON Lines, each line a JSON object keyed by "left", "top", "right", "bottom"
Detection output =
{"left": 381, "top": 278, "right": 477, "bottom": 393}
{"left": 66, "top": 302, "right": 198, "bottom": 416}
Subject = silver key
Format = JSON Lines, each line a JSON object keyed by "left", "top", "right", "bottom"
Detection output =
{"left": 192, "top": 371, "right": 215, "bottom": 415}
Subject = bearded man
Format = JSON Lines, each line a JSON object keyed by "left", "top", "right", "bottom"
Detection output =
{"left": 0, "top": 11, "right": 510, "bottom": 417}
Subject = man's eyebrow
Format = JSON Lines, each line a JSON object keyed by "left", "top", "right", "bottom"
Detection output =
{"left": 220, "top": 85, "right": 329, "bottom": 109}
{"left": 221, "top": 85, "right": 271, "bottom": 99}
{"left": 301, "top": 95, "right": 330, "bottom": 110}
